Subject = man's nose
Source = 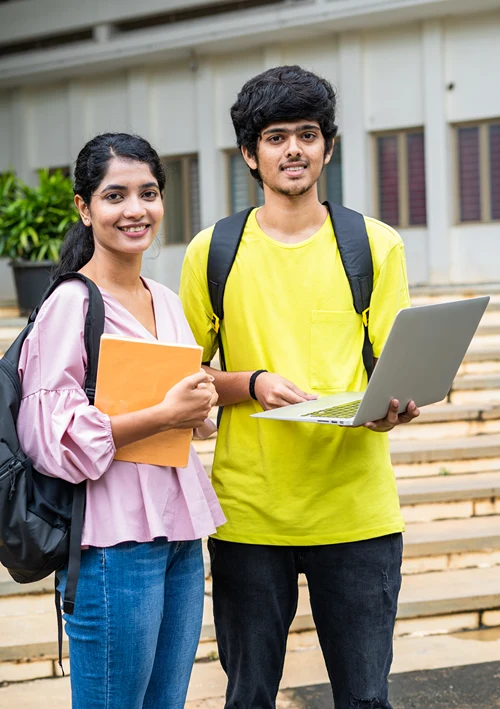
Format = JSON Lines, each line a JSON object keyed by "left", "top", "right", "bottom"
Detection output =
{"left": 286, "top": 136, "right": 302, "bottom": 157}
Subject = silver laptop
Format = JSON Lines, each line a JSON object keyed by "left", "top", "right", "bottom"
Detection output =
{"left": 251, "top": 297, "right": 490, "bottom": 427}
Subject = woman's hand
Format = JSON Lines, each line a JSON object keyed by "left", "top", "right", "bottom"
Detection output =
{"left": 159, "top": 370, "right": 218, "bottom": 430}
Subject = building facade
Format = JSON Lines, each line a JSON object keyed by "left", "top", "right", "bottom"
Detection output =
{"left": 0, "top": 0, "right": 499, "bottom": 303}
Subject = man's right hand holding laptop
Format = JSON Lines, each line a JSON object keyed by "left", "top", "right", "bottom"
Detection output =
{"left": 253, "top": 371, "right": 420, "bottom": 432}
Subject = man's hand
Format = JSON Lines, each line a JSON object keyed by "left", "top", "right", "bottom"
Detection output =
{"left": 363, "top": 399, "right": 420, "bottom": 433}
{"left": 254, "top": 372, "right": 318, "bottom": 411}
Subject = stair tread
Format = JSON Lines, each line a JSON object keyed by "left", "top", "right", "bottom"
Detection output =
{"left": 0, "top": 567, "right": 499, "bottom": 662}
{"left": 403, "top": 514, "right": 500, "bottom": 550}
{"left": 413, "top": 402, "right": 500, "bottom": 423}
{"left": 397, "top": 470, "right": 500, "bottom": 502}
{"left": 390, "top": 433, "right": 500, "bottom": 453}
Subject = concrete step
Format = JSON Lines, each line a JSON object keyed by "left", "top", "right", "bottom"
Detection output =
{"left": 398, "top": 470, "right": 500, "bottom": 505}
{"left": 403, "top": 515, "right": 500, "bottom": 573}
{"left": 198, "top": 434, "right": 500, "bottom": 474}
{"left": 394, "top": 456, "right": 500, "bottom": 480}
{"left": 390, "top": 434, "right": 500, "bottom": 466}
{"left": 463, "top": 344, "right": 500, "bottom": 364}
{"left": 410, "top": 284, "right": 500, "bottom": 298}
{"left": 3, "top": 626, "right": 500, "bottom": 706}
{"left": 399, "top": 471, "right": 500, "bottom": 522}
{"left": 1, "top": 565, "right": 499, "bottom": 671}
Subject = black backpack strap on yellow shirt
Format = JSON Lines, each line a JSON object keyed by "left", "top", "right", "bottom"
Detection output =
{"left": 207, "top": 207, "right": 254, "bottom": 372}
{"left": 207, "top": 202, "right": 374, "bottom": 384}
{"left": 324, "top": 201, "right": 374, "bottom": 380}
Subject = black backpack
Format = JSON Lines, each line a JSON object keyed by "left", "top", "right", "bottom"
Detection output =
{"left": 207, "top": 202, "right": 374, "bottom": 379}
{"left": 0, "top": 272, "right": 104, "bottom": 647}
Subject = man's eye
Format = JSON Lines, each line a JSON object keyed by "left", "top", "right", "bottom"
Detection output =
{"left": 302, "top": 133, "right": 316, "bottom": 140}
{"left": 269, "top": 135, "right": 283, "bottom": 143}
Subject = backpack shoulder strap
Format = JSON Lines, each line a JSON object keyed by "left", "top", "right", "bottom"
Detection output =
{"left": 30, "top": 272, "right": 105, "bottom": 404}
{"left": 325, "top": 202, "right": 375, "bottom": 379}
{"left": 30, "top": 273, "right": 104, "bottom": 626}
{"left": 207, "top": 208, "right": 254, "bottom": 338}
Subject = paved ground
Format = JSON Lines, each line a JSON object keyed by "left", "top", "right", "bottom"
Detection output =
{"left": 272, "top": 661, "right": 500, "bottom": 708}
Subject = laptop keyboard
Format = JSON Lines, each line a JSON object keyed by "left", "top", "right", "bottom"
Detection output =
{"left": 301, "top": 400, "right": 363, "bottom": 419}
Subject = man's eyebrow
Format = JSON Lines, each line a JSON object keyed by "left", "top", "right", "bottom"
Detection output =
{"left": 262, "top": 124, "right": 320, "bottom": 136}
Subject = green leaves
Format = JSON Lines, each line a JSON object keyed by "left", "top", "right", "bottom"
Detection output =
{"left": 0, "top": 169, "right": 78, "bottom": 262}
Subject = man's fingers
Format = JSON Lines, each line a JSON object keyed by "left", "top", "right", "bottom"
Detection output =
{"left": 288, "top": 383, "right": 318, "bottom": 401}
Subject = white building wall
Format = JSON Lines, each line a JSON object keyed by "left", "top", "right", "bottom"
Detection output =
{"left": 363, "top": 24, "right": 424, "bottom": 132}
{"left": 1, "top": 9, "right": 500, "bottom": 303}
{"left": 445, "top": 13, "right": 500, "bottom": 124}
{"left": 28, "top": 83, "right": 70, "bottom": 169}
{"left": 213, "top": 50, "right": 265, "bottom": 149}
{"left": 445, "top": 11, "right": 500, "bottom": 284}
{"left": 149, "top": 64, "right": 198, "bottom": 156}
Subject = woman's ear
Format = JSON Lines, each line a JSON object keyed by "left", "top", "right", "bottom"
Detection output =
{"left": 74, "top": 194, "right": 91, "bottom": 226}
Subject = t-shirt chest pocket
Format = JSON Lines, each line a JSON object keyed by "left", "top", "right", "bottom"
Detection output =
{"left": 309, "top": 310, "right": 363, "bottom": 392}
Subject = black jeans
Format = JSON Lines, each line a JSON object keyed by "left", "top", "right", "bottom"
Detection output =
{"left": 208, "top": 534, "right": 403, "bottom": 709}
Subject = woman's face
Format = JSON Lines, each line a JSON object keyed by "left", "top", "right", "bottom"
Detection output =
{"left": 75, "top": 157, "right": 164, "bottom": 258}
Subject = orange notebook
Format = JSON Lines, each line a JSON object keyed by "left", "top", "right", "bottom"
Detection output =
{"left": 94, "top": 334, "right": 203, "bottom": 468}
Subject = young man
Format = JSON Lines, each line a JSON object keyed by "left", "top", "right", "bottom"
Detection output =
{"left": 180, "top": 65, "right": 419, "bottom": 709}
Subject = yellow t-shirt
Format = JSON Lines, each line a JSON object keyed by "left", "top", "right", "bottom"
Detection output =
{"left": 180, "top": 208, "right": 410, "bottom": 545}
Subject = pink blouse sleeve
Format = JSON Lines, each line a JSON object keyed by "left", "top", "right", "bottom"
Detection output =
{"left": 17, "top": 280, "right": 116, "bottom": 484}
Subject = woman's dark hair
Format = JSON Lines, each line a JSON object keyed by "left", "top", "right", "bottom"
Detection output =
{"left": 230, "top": 65, "right": 338, "bottom": 185}
{"left": 52, "top": 133, "right": 166, "bottom": 281}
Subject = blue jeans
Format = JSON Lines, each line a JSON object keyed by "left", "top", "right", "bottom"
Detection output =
{"left": 209, "top": 534, "right": 403, "bottom": 709}
{"left": 56, "top": 538, "right": 204, "bottom": 709}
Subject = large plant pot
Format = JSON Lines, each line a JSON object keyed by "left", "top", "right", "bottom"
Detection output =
{"left": 10, "top": 260, "right": 54, "bottom": 316}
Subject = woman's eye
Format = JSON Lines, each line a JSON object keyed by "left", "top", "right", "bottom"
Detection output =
{"left": 143, "top": 190, "right": 158, "bottom": 199}
{"left": 105, "top": 193, "right": 122, "bottom": 202}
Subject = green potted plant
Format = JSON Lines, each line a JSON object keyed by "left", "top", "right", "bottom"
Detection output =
{"left": 0, "top": 169, "right": 78, "bottom": 315}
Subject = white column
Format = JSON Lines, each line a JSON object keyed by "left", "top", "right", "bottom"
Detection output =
{"left": 68, "top": 81, "right": 87, "bottom": 175}
{"left": 195, "top": 60, "right": 225, "bottom": 227}
{"left": 127, "top": 69, "right": 150, "bottom": 137}
{"left": 263, "top": 47, "right": 282, "bottom": 69}
{"left": 338, "top": 33, "right": 367, "bottom": 213}
{"left": 422, "top": 20, "right": 450, "bottom": 284}
{"left": 10, "top": 89, "right": 35, "bottom": 185}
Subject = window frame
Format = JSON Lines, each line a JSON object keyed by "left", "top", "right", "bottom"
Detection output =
{"left": 161, "top": 153, "right": 199, "bottom": 245}
{"left": 453, "top": 118, "right": 500, "bottom": 225}
{"left": 372, "top": 127, "right": 427, "bottom": 229}
{"left": 225, "top": 149, "right": 263, "bottom": 214}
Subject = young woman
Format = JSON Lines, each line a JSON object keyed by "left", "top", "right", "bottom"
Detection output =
{"left": 16, "top": 133, "right": 225, "bottom": 709}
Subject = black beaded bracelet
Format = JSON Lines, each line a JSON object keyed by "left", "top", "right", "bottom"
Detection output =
{"left": 249, "top": 369, "right": 268, "bottom": 400}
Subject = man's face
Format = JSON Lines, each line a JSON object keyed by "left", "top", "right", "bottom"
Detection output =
{"left": 242, "top": 119, "right": 333, "bottom": 197}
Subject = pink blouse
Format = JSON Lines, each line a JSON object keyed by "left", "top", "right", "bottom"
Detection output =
{"left": 16, "top": 277, "right": 225, "bottom": 548}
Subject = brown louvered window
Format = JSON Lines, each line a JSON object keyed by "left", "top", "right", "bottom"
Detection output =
{"left": 455, "top": 120, "right": 500, "bottom": 223}
{"left": 377, "top": 136, "right": 400, "bottom": 226}
{"left": 375, "top": 129, "right": 426, "bottom": 228}
{"left": 458, "top": 127, "right": 481, "bottom": 222}
{"left": 162, "top": 155, "right": 200, "bottom": 244}
{"left": 490, "top": 124, "right": 500, "bottom": 221}
{"left": 407, "top": 132, "right": 427, "bottom": 226}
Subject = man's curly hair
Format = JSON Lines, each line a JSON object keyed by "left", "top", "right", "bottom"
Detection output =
{"left": 230, "top": 65, "right": 338, "bottom": 185}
